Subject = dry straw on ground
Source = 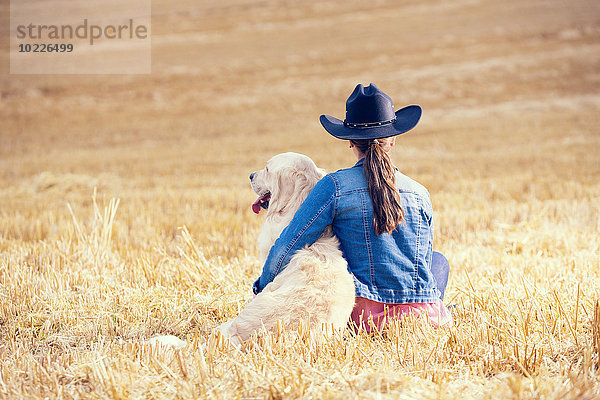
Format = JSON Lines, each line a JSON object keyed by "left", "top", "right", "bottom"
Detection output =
{"left": 1, "top": 0, "right": 599, "bottom": 398}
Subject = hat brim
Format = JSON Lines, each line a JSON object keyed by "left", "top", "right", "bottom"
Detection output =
{"left": 320, "top": 105, "right": 422, "bottom": 140}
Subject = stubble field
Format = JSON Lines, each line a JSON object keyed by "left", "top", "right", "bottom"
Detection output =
{"left": 1, "top": 0, "right": 599, "bottom": 398}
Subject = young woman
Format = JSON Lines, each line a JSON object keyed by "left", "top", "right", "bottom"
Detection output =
{"left": 253, "top": 83, "right": 452, "bottom": 332}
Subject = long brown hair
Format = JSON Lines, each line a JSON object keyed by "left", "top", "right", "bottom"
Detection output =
{"left": 350, "top": 138, "right": 404, "bottom": 235}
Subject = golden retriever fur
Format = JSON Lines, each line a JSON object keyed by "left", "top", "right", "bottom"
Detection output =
{"left": 216, "top": 152, "right": 356, "bottom": 346}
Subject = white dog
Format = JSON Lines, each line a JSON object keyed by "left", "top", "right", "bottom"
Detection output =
{"left": 216, "top": 152, "right": 356, "bottom": 346}
{"left": 148, "top": 153, "right": 355, "bottom": 349}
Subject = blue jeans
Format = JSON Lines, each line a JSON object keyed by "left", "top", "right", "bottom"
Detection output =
{"left": 431, "top": 251, "right": 450, "bottom": 300}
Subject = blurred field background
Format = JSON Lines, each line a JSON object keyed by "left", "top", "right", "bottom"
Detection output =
{"left": 1, "top": 0, "right": 599, "bottom": 398}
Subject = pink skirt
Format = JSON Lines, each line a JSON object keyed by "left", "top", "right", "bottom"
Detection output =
{"left": 350, "top": 296, "right": 453, "bottom": 333}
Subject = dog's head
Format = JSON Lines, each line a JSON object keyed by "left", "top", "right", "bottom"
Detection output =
{"left": 250, "top": 152, "right": 326, "bottom": 216}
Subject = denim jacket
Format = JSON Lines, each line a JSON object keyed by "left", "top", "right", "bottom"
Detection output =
{"left": 253, "top": 158, "right": 440, "bottom": 304}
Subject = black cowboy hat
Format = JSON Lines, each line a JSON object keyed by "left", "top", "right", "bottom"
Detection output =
{"left": 320, "top": 83, "right": 422, "bottom": 140}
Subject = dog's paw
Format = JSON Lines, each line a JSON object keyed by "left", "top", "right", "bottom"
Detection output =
{"left": 147, "top": 335, "right": 187, "bottom": 350}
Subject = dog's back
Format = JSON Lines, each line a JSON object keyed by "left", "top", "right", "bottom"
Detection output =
{"left": 288, "top": 231, "right": 356, "bottom": 328}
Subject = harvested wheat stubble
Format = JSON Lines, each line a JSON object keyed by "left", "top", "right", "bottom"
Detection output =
{"left": 1, "top": 0, "right": 599, "bottom": 398}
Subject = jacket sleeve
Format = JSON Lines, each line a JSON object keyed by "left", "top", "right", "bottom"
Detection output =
{"left": 253, "top": 174, "right": 337, "bottom": 294}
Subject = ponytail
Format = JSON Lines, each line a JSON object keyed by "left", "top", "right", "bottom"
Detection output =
{"left": 350, "top": 138, "right": 405, "bottom": 235}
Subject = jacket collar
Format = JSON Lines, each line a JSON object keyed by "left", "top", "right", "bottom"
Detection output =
{"left": 354, "top": 158, "right": 365, "bottom": 168}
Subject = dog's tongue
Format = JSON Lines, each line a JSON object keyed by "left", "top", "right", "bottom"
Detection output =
{"left": 252, "top": 193, "right": 271, "bottom": 214}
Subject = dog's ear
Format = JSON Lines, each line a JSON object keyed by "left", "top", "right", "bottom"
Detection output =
{"left": 269, "top": 164, "right": 324, "bottom": 216}
{"left": 267, "top": 167, "right": 294, "bottom": 215}
{"left": 298, "top": 161, "right": 325, "bottom": 188}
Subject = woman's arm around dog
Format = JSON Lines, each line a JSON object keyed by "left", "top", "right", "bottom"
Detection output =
{"left": 253, "top": 174, "right": 337, "bottom": 294}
